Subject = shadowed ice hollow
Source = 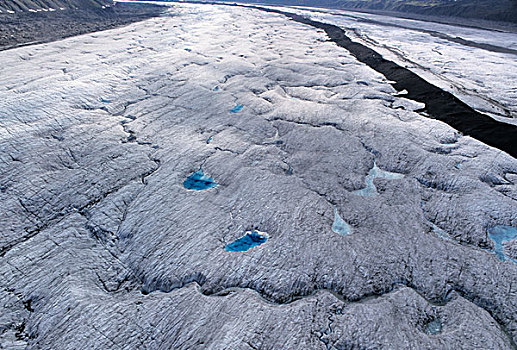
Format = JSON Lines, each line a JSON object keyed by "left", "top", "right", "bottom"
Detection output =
{"left": 424, "top": 319, "right": 443, "bottom": 335}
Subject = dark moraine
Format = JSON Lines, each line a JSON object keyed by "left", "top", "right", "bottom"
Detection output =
{"left": 250, "top": 6, "right": 517, "bottom": 159}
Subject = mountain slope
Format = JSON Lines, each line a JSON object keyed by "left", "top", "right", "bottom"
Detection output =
{"left": 329, "top": 0, "right": 517, "bottom": 24}
{"left": 0, "top": 0, "right": 111, "bottom": 12}
{"left": 0, "top": 1, "right": 163, "bottom": 50}
{"left": 213, "top": 0, "right": 517, "bottom": 24}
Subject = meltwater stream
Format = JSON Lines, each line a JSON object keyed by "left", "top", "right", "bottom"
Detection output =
{"left": 352, "top": 161, "right": 404, "bottom": 197}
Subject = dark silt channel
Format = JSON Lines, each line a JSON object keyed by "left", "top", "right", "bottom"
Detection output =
{"left": 251, "top": 6, "right": 517, "bottom": 159}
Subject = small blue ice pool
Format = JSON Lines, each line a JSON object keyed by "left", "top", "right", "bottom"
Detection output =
{"left": 183, "top": 168, "right": 218, "bottom": 191}
{"left": 225, "top": 230, "right": 268, "bottom": 252}
{"left": 487, "top": 225, "right": 517, "bottom": 263}
{"left": 230, "top": 104, "right": 244, "bottom": 113}
{"left": 332, "top": 208, "right": 352, "bottom": 236}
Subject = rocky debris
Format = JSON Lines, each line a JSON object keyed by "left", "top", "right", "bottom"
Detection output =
{"left": 1, "top": 3, "right": 516, "bottom": 349}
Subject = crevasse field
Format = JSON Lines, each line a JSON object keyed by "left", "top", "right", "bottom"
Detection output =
{"left": 1, "top": 2, "right": 516, "bottom": 349}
